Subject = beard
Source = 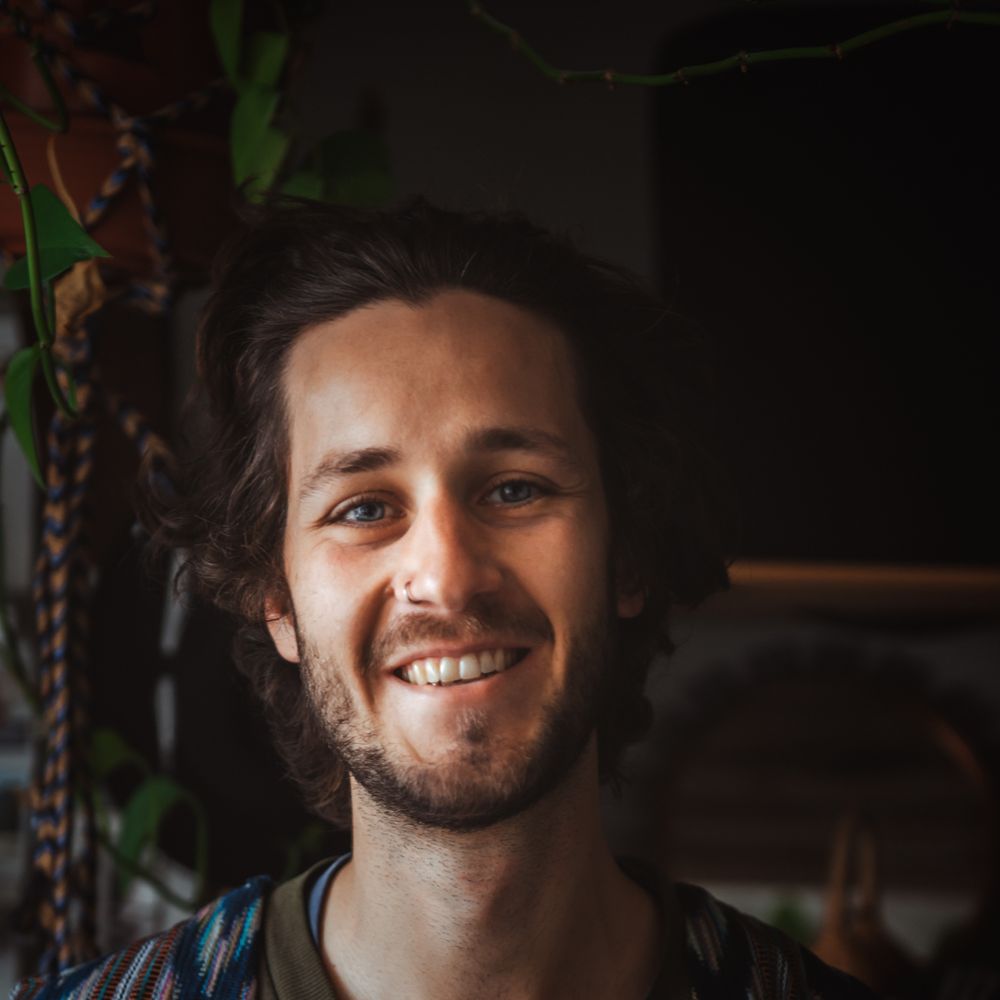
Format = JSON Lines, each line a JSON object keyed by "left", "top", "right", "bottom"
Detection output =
{"left": 293, "top": 594, "right": 613, "bottom": 832}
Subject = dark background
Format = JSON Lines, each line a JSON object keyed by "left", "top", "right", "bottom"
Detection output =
{"left": 654, "top": 5, "right": 998, "bottom": 564}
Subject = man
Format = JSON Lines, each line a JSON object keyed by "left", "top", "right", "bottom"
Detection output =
{"left": 14, "top": 200, "right": 874, "bottom": 998}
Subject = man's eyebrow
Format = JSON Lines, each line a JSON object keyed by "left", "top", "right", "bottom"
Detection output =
{"left": 466, "top": 426, "right": 576, "bottom": 461}
{"left": 299, "top": 446, "right": 401, "bottom": 503}
{"left": 298, "top": 427, "right": 578, "bottom": 504}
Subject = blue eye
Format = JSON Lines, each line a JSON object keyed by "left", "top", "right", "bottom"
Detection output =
{"left": 489, "top": 480, "right": 538, "bottom": 504}
{"left": 343, "top": 500, "right": 386, "bottom": 523}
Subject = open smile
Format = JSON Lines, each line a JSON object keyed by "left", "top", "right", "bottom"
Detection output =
{"left": 393, "top": 648, "right": 531, "bottom": 687}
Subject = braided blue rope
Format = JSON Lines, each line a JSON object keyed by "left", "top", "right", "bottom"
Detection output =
{"left": 67, "top": 350, "right": 99, "bottom": 962}
{"left": 32, "top": 411, "right": 77, "bottom": 974}
{"left": 29, "top": 327, "right": 100, "bottom": 973}
{"left": 8, "top": 4, "right": 219, "bottom": 970}
{"left": 21, "top": 21, "right": 216, "bottom": 308}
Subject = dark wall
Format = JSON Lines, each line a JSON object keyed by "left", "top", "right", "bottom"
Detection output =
{"left": 653, "top": 5, "right": 999, "bottom": 563}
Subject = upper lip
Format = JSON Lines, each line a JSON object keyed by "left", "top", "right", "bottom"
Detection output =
{"left": 386, "top": 641, "right": 532, "bottom": 673}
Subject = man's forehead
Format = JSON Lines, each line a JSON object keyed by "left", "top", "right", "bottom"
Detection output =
{"left": 278, "top": 290, "right": 596, "bottom": 496}
{"left": 283, "top": 291, "right": 580, "bottom": 417}
{"left": 297, "top": 288, "right": 571, "bottom": 354}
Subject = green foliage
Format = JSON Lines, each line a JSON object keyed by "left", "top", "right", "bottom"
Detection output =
{"left": 211, "top": 0, "right": 293, "bottom": 196}
{"left": 245, "top": 31, "right": 290, "bottom": 90}
{"left": 209, "top": 0, "right": 244, "bottom": 85}
{"left": 230, "top": 87, "right": 289, "bottom": 190}
{"left": 117, "top": 775, "right": 209, "bottom": 896}
{"left": 2, "top": 345, "right": 43, "bottom": 487}
{"left": 280, "top": 130, "right": 394, "bottom": 207}
{"left": 767, "top": 897, "right": 817, "bottom": 945}
{"left": 280, "top": 169, "right": 324, "bottom": 199}
{"left": 3, "top": 184, "right": 109, "bottom": 290}
{"left": 86, "top": 728, "right": 209, "bottom": 905}
{"left": 89, "top": 726, "right": 151, "bottom": 781}
{"left": 209, "top": 1, "right": 393, "bottom": 205}
{"left": 0, "top": 183, "right": 106, "bottom": 484}
{"left": 319, "top": 130, "right": 394, "bottom": 207}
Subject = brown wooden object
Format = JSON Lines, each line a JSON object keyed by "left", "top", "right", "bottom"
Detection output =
{"left": 812, "top": 811, "right": 916, "bottom": 992}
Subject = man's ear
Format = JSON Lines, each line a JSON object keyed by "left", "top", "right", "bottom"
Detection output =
{"left": 264, "top": 597, "right": 300, "bottom": 664}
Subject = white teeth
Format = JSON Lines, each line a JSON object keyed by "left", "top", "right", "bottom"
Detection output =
{"left": 459, "top": 655, "right": 481, "bottom": 680}
{"left": 399, "top": 649, "right": 520, "bottom": 686}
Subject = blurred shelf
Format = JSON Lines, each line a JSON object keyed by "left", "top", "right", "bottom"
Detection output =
{"left": 698, "top": 561, "right": 1000, "bottom": 621}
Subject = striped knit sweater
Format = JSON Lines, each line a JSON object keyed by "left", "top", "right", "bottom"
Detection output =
{"left": 10, "top": 878, "right": 268, "bottom": 1000}
{"left": 10, "top": 874, "right": 874, "bottom": 999}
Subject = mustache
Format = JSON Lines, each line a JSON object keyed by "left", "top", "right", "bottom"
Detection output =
{"left": 364, "top": 596, "right": 554, "bottom": 674}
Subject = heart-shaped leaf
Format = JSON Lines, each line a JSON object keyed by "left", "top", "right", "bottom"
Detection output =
{"left": 3, "top": 185, "right": 109, "bottom": 290}
{"left": 2, "top": 344, "right": 43, "bottom": 487}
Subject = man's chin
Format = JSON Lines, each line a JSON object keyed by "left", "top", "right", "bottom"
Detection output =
{"left": 346, "top": 724, "right": 595, "bottom": 832}
{"left": 299, "top": 603, "right": 612, "bottom": 831}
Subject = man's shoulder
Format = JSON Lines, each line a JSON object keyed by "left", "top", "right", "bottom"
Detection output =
{"left": 9, "top": 875, "right": 273, "bottom": 1000}
{"left": 675, "top": 882, "right": 880, "bottom": 999}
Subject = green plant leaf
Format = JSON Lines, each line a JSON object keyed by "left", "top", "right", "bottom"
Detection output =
{"left": 5, "top": 247, "right": 86, "bottom": 290}
{"left": 319, "top": 130, "right": 394, "bottom": 208}
{"left": 230, "top": 86, "right": 286, "bottom": 186}
{"left": 280, "top": 169, "right": 324, "bottom": 199}
{"left": 31, "top": 184, "right": 107, "bottom": 255}
{"left": 245, "top": 31, "right": 290, "bottom": 90}
{"left": 89, "top": 727, "right": 150, "bottom": 781}
{"left": 3, "top": 185, "right": 109, "bottom": 290}
{"left": 243, "top": 125, "right": 291, "bottom": 199}
{"left": 117, "top": 775, "right": 191, "bottom": 892}
{"left": 210, "top": 0, "right": 244, "bottom": 84}
{"left": 2, "top": 345, "right": 43, "bottom": 487}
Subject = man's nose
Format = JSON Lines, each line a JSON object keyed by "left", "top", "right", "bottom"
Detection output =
{"left": 393, "top": 497, "right": 503, "bottom": 611}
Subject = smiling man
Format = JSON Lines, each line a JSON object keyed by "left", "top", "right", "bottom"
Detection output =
{"left": 14, "top": 201, "right": 875, "bottom": 999}
{"left": 270, "top": 292, "right": 627, "bottom": 838}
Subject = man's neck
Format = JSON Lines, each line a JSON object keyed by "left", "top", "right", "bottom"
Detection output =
{"left": 319, "top": 744, "right": 661, "bottom": 1000}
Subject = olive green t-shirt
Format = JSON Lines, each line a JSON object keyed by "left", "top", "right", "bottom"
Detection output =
{"left": 257, "top": 856, "right": 688, "bottom": 1000}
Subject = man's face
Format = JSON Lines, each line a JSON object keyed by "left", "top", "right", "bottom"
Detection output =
{"left": 268, "top": 289, "right": 640, "bottom": 829}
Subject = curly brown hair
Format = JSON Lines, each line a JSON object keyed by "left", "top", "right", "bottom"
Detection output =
{"left": 145, "top": 198, "right": 732, "bottom": 827}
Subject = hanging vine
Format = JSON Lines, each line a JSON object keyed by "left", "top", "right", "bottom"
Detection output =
{"left": 469, "top": 0, "right": 1000, "bottom": 88}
